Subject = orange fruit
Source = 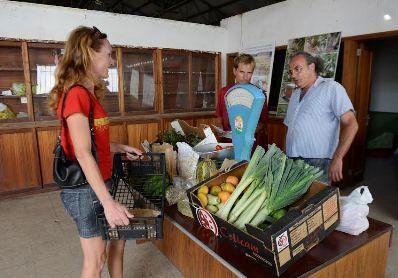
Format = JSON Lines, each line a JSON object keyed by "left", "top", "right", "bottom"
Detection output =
{"left": 218, "top": 191, "right": 231, "bottom": 203}
{"left": 226, "top": 175, "right": 239, "bottom": 186}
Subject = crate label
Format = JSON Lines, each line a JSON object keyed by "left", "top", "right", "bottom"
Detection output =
{"left": 276, "top": 230, "right": 289, "bottom": 252}
{"left": 196, "top": 207, "right": 219, "bottom": 236}
{"left": 278, "top": 245, "right": 291, "bottom": 267}
{"left": 322, "top": 194, "right": 338, "bottom": 221}
{"left": 20, "top": 97, "right": 27, "bottom": 104}
{"left": 306, "top": 209, "right": 323, "bottom": 234}
{"left": 292, "top": 243, "right": 305, "bottom": 257}
{"left": 324, "top": 212, "right": 339, "bottom": 230}
{"left": 289, "top": 222, "right": 308, "bottom": 246}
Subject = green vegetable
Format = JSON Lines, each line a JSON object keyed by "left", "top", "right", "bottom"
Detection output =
{"left": 207, "top": 194, "right": 221, "bottom": 206}
{"left": 206, "top": 205, "right": 218, "bottom": 213}
{"left": 129, "top": 174, "right": 170, "bottom": 197}
{"left": 157, "top": 128, "right": 203, "bottom": 149}
{"left": 196, "top": 158, "right": 218, "bottom": 183}
{"left": 271, "top": 208, "right": 287, "bottom": 220}
{"left": 216, "top": 144, "right": 323, "bottom": 230}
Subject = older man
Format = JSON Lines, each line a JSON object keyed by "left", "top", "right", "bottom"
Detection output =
{"left": 216, "top": 53, "right": 268, "bottom": 146}
{"left": 284, "top": 51, "right": 358, "bottom": 183}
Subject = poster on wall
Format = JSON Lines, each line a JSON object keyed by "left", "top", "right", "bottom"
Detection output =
{"left": 240, "top": 43, "right": 275, "bottom": 104}
{"left": 276, "top": 32, "right": 342, "bottom": 115}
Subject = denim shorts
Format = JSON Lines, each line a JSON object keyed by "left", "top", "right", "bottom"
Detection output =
{"left": 60, "top": 185, "right": 104, "bottom": 238}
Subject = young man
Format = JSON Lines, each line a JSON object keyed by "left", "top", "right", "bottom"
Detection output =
{"left": 215, "top": 54, "right": 268, "bottom": 146}
{"left": 284, "top": 51, "right": 358, "bottom": 183}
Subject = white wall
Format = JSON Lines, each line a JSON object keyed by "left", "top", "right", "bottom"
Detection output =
{"left": 0, "top": 1, "right": 227, "bottom": 52}
{"left": 221, "top": 0, "right": 398, "bottom": 52}
{"left": 369, "top": 38, "right": 398, "bottom": 113}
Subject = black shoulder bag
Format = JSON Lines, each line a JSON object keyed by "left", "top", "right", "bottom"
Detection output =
{"left": 53, "top": 85, "right": 97, "bottom": 189}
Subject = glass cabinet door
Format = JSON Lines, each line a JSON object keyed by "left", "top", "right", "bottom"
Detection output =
{"left": 162, "top": 50, "right": 189, "bottom": 112}
{"left": 122, "top": 49, "right": 156, "bottom": 113}
{"left": 28, "top": 43, "right": 64, "bottom": 120}
{"left": 102, "top": 50, "right": 120, "bottom": 116}
{"left": 191, "top": 53, "right": 216, "bottom": 111}
{"left": 0, "top": 42, "right": 29, "bottom": 122}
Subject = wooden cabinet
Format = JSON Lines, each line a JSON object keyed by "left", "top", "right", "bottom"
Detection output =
{"left": 36, "top": 127, "right": 58, "bottom": 186}
{"left": 121, "top": 48, "right": 158, "bottom": 114}
{"left": 0, "top": 129, "right": 41, "bottom": 193}
{"left": 191, "top": 53, "right": 217, "bottom": 111}
{"left": 0, "top": 38, "right": 220, "bottom": 195}
{"left": 162, "top": 50, "right": 219, "bottom": 113}
{"left": 162, "top": 50, "right": 190, "bottom": 113}
{"left": 0, "top": 41, "right": 29, "bottom": 122}
{"left": 28, "top": 42, "right": 64, "bottom": 121}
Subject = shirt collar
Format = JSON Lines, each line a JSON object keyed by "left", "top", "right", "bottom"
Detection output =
{"left": 313, "top": 76, "right": 326, "bottom": 88}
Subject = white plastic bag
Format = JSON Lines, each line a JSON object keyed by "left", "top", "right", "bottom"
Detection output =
{"left": 336, "top": 186, "right": 373, "bottom": 235}
{"left": 176, "top": 142, "right": 199, "bottom": 183}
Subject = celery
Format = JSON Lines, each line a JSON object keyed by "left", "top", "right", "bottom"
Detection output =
{"left": 216, "top": 146, "right": 267, "bottom": 220}
{"left": 234, "top": 191, "right": 267, "bottom": 229}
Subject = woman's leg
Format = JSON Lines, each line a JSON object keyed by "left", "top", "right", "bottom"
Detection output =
{"left": 80, "top": 236, "right": 107, "bottom": 278}
{"left": 107, "top": 240, "right": 126, "bottom": 278}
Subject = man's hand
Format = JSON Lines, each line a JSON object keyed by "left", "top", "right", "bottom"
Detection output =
{"left": 329, "top": 156, "right": 343, "bottom": 182}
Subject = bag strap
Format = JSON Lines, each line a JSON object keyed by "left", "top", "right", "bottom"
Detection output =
{"left": 58, "top": 84, "right": 97, "bottom": 157}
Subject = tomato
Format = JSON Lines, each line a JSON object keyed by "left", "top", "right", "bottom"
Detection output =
{"left": 215, "top": 145, "right": 223, "bottom": 151}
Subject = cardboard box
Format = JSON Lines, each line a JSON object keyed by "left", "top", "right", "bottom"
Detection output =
{"left": 187, "top": 162, "right": 340, "bottom": 277}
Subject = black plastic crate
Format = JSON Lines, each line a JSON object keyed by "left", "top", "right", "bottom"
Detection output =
{"left": 98, "top": 153, "right": 166, "bottom": 240}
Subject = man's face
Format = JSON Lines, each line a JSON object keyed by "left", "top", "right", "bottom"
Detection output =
{"left": 288, "top": 55, "right": 316, "bottom": 90}
{"left": 233, "top": 62, "right": 254, "bottom": 84}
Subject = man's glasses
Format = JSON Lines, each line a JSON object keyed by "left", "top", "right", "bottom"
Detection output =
{"left": 288, "top": 65, "right": 305, "bottom": 77}
{"left": 92, "top": 26, "right": 107, "bottom": 40}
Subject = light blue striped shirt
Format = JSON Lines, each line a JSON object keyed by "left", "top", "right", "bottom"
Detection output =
{"left": 284, "top": 77, "right": 354, "bottom": 159}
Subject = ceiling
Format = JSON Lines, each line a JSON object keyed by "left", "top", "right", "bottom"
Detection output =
{"left": 14, "top": 0, "right": 285, "bottom": 26}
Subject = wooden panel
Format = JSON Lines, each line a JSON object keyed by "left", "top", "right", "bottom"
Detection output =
{"left": 0, "top": 129, "right": 41, "bottom": 192}
{"left": 309, "top": 232, "right": 390, "bottom": 278}
{"left": 37, "top": 127, "right": 58, "bottom": 185}
{"left": 109, "top": 123, "right": 127, "bottom": 145}
{"left": 153, "top": 217, "right": 236, "bottom": 278}
{"left": 162, "top": 117, "right": 194, "bottom": 131}
{"left": 194, "top": 116, "right": 220, "bottom": 127}
{"left": 226, "top": 53, "right": 238, "bottom": 85}
{"left": 266, "top": 117, "right": 287, "bottom": 151}
{"left": 127, "top": 122, "right": 160, "bottom": 149}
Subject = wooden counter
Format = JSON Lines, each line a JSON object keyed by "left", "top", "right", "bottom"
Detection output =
{"left": 153, "top": 205, "right": 392, "bottom": 278}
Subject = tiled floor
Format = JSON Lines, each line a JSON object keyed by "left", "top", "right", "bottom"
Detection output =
{"left": 0, "top": 153, "right": 396, "bottom": 278}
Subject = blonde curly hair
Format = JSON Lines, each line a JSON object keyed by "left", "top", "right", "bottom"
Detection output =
{"left": 49, "top": 26, "right": 108, "bottom": 111}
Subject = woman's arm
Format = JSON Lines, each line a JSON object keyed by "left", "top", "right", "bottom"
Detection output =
{"left": 110, "top": 143, "right": 142, "bottom": 159}
{"left": 66, "top": 113, "right": 132, "bottom": 228}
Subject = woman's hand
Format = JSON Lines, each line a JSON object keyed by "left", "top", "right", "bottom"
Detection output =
{"left": 111, "top": 143, "right": 143, "bottom": 160}
{"left": 102, "top": 197, "right": 133, "bottom": 228}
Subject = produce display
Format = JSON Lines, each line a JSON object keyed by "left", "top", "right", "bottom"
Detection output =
{"left": 129, "top": 174, "right": 171, "bottom": 197}
{"left": 11, "top": 82, "right": 26, "bottom": 96}
{"left": 158, "top": 129, "right": 202, "bottom": 149}
{"left": 0, "top": 103, "right": 16, "bottom": 119}
{"left": 196, "top": 174, "right": 239, "bottom": 214}
{"left": 196, "top": 144, "right": 323, "bottom": 230}
{"left": 196, "top": 158, "right": 218, "bottom": 183}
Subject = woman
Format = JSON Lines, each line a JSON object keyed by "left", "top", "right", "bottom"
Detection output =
{"left": 49, "top": 26, "right": 142, "bottom": 278}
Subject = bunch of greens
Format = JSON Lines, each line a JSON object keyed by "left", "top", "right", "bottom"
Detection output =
{"left": 216, "top": 144, "right": 323, "bottom": 230}
{"left": 157, "top": 129, "right": 202, "bottom": 149}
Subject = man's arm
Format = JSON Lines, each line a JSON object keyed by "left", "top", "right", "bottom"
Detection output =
{"left": 329, "top": 110, "right": 359, "bottom": 182}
